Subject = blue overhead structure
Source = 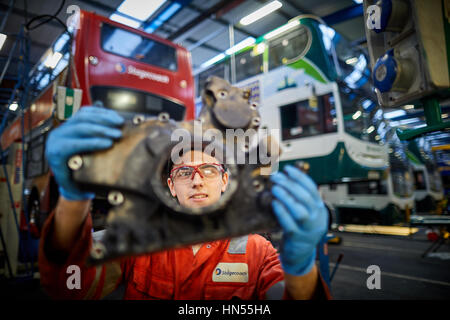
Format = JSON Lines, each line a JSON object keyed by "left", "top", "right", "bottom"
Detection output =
{"left": 322, "top": 4, "right": 363, "bottom": 25}
{"left": 143, "top": 1, "right": 192, "bottom": 33}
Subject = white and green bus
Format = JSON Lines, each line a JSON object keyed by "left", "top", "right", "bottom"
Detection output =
{"left": 407, "top": 138, "right": 445, "bottom": 214}
{"left": 194, "top": 15, "right": 415, "bottom": 226}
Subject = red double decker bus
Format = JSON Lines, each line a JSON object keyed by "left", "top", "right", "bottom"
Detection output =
{"left": 0, "top": 10, "right": 195, "bottom": 245}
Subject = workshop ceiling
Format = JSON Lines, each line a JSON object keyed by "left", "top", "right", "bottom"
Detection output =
{"left": 0, "top": 0, "right": 449, "bottom": 149}
{"left": 0, "top": 0, "right": 364, "bottom": 76}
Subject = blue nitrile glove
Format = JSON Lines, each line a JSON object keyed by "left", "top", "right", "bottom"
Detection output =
{"left": 45, "top": 106, "right": 124, "bottom": 201}
{"left": 270, "top": 165, "right": 328, "bottom": 276}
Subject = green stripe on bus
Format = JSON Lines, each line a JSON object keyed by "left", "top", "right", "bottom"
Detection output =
{"left": 288, "top": 59, "right": 328, "bottom": 84}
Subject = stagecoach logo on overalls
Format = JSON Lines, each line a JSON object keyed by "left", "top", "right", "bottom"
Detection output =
{"left": 212, "top": 236, "right": 249, "bottom": 283}
{"left": 213, "top": 263, "right": 249, "bottom": 283}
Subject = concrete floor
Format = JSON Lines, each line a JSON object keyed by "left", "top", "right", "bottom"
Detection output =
{"left": 327, "top": 230, "right": 450, "bottom": 300}
{"left": 1, "top": 228, "right": 449, "bottom": 300}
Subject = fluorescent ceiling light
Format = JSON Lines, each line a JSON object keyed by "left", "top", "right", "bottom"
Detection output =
{"left": 240, "top": 1, "right": 282, "bottom": 26}
{"left": 352, "top": 110, "right": 362, "bottom": 120}
{"left": 264, "top": 20, "right": 300, "bottom": 40}
{"left": 362, "top": 99, "right": 373, "bottom": 110}
{"left": 254, "top": 42, "right": 266, "bottom": 55}
{"left": 398, "top": 118, "right": 421, "bottom": 125}
{"left": 0, "top": 33, "right": 6, "bottom": 50}
{"left": 110, "top": 13, "right": 141, "bottom": 28}
{"left": 345, "top": 57, "right": 358, "bottom": 65}
{"left": 403, "top": 104, "right": 414, "bottom": 110}
{"left": 53, "top": 33, "right": 70, "bottom": 52}
{"left": 145, "top": 2, "right": 181, "bottom": 33}
{"left": 366, "top": 126, "right": 375, "bottom": 134}
{"left": 9, "top": 102, "right": 18, "bottom": 111}
{"left": 318, "top": 24, "right": 335, "bottom": 51}
{"left": 225, "top": 37, "right": 255, "bottom": 55}
{"left": 158, "top": 2, "right": 181, "bottom": 21}
{"left": 117, "top": 0, "right": 166, "bottom": 21}
{"left": 201, "top": 53, "right": 225, "bottom": 68}
{"left": 384, "top": 109, "right": 406, "bottom": 119}
{"left": 44, "top": 51, "right": 63, "bottom": 69}
{"left": 353, "top": 0, "right": 363, "bottom": 4}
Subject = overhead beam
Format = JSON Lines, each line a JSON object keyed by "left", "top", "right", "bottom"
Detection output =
{"left": 74, "top": 0, "right": 116, "bottom": 13}
{"left": 184, "top": 37, "right": 223, "bottom": 53}
{"left": 186, "top": 3, "right": 258, "bottom": 39}
{"left": 168, "top": 0, "right": 233, "bottom": 41}
{"left": 186, "top": 26, "right": 227, "bottom": 51}
{"left": 0, "top": 3, "right": 65, "bottom": 31}
{"left": 0, "top": 54, "right": 39, "bottom": 65}
{"left": 170, "top": 0, "right": 258, "bottom": 41}
{"left": 282, "top": 0, "right": 314, "bottom": 15}
{"left": 322, "top": 4, "right": 363, "bottom": 25}
{"left": 253, "top": 0, "right": 294, "bottom": 21}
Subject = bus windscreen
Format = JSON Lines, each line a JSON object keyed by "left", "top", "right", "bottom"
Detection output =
{"left": 101, "top": 23, "right": 178, "bottom": 71}
{"left": 91, "top": 86, "right": 185, "bottom": 120}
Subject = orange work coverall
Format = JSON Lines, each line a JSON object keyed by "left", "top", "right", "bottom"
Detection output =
{"left": 38, "top": 210, "right": 331, "bottom": 299}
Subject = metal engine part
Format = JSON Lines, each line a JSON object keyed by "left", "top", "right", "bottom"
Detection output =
{"left": 70, "top": 76, "right": 281, "bottom": 265}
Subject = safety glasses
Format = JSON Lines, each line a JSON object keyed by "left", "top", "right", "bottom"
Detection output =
{"left": 170, "top": 163, "right": 224, "bottom": 183}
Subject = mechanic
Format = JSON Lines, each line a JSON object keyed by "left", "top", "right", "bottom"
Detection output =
{"left": 38, "top": 106, "right": 331, "bottom": 300}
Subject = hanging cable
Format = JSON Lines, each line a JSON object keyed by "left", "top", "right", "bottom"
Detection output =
{"left": 24, "top": 0, "right": 65, "bottom": 31}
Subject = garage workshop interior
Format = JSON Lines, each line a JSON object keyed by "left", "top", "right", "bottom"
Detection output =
{"left": 0, "top": 0, "right": 449, "bottom": 301}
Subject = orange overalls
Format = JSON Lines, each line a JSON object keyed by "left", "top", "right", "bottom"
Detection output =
{"left": 38, "top": 210, "right": 330, "bottom": 299}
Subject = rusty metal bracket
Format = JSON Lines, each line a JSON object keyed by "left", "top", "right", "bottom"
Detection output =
{"left": 70, "top": 77, "right": 280, "bottom": 265}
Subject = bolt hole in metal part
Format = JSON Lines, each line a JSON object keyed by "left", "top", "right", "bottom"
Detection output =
{"left": 133, "top": 114, "right": 145, "bottom": 125}
{"left": 68, "top": 155, "right": 83, "bottom": 170}
{"left": 217, "top": 90, "right": 228, "bottom": 99}
{"left": 91, "top": 242, "right": 106, "bottom": 259}
{"left": 108, "top": 191, "right": 124, "bottom": 206}
{"left": 253, "top": 180, "right": 264, "bottom": 192}
{"left": 158, "top": 112, "right": 170, "bottom": 122}
{"left": 251, "top": 117, "right": 261, "bottom": 127}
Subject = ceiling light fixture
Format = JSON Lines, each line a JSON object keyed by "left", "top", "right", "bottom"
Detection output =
{"left": 9, "top": 102, "right": 18, "bottom": 111}
{"left": 225, "top": 37, "right": 256, "bottom": 55}
{"left": 109, "top": 13, "right": 141, "bottom": 28}
{"left": 240, "top": 1, "right": 282, "bottom": 26}
{"left": 117, "top": 0, "right": 166, "bottom": 22}
{"left": 44, "top": 51, "right": 63, "bottom": 69}
{"left": 201, "top": 53, "right": 225, "bottom": 69}
{"left": 345, "top": 57, "right": 358, "bottom": 65}
{"left": 0, "top": 33, "right": 6, "bottom": 50}
{"left": 263, "top": 20, "right": 299, "bottom": 40}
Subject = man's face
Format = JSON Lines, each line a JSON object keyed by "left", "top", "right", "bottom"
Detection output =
{"left": 167, "top": 150, "right": 229, "bottom": 209}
